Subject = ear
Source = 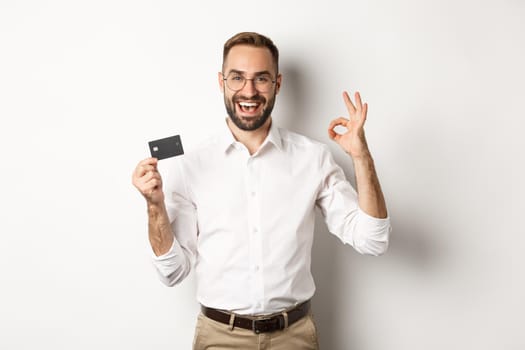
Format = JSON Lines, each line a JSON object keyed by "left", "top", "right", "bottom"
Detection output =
{"left": 275, "top": 73, "right": 282, "bottom": 95}
{"left": 218, "top": 72, "right": 225, "bottom": 92}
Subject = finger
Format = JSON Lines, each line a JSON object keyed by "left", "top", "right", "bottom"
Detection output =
{"left": 144, "top": 175, "right": 162, "bottom": 188}
{"left": 343, "top": 91, "right": 356, "bottom": 115}
{"left": 139, "top": 157, "right": 158, "bottom": 166}
{"left": 328, "top": 117, "right": 349, "bottom": 141}
{"left": 141, "top": 170, "right": 157, "bottom": 183}
{"left": 354, "top": 92, "right": 363, "bottom": 111}
{"left": 133, "top": 167, "right": 159, "bottom": 189}
{"left": 140, "top": 172, "right": 162, "bottom": 188}
{"left": 328, "top": 117, "right": 349, "bottom": 131}
{"left": 141, "top": 180, "right": 161, "bottom": 196}
{"left": 328, "top": 127, "right": 340, "bottom": 141}
{"left": 137, "top": 158, "right": 158, "bottom": 173}
{"left": 138, "top": 165, "right": 157, "bottom": 176}
{"left": 134, "top": 158, "right": 158, "bottom": 177}
{"left": 144, "top": 165, "right": 157, "bottom": 173}
{"left": 361, "top": 102, "right": 368, "bottom": 125}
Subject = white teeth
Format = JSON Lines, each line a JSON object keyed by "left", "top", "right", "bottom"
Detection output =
{"left": 239, "top": 102, "right": 258, "bottom": 107}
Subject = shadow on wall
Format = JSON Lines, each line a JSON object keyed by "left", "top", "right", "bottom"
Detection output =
{"left": 279, "top": 61, "right": 346, "bottom": 349}
{"left": 387, "top": 213, "right": 438, "bottom": 271}
{"left": 311, "top": 209, "right": 438, "bottom": 349}
{"left": 279, "top": 61, "right": 345, "bottom": 349}
{"left": 280, "top": 61, "right": 439, "bottom": 349}
{"left": 276, "top": 62, "right": 315, "bottom": 137}
{"left": 311, "top": 214, "right": 345, "bottom": 350}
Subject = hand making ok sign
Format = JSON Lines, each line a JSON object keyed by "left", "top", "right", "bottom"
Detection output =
{"left": 328, "top": 91, "right": 371, "bottom": 160}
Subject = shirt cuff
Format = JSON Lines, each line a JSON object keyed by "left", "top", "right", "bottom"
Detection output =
{"left": 357, "top": 207, "right": 391, "bottom": 226}
{"left": 150, "top": 239, "right": 186, "bottom": 279}
{"left": 352, "top": 207, "right": 391, "bottom": 255}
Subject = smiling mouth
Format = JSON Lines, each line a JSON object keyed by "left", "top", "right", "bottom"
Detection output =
{"left": 237, "top": 101, "right": 261, "bottom": 114}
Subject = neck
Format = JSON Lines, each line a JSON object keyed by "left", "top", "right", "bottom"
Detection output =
{"left": 227, "top": 117, "right": 272, "bottom": 155}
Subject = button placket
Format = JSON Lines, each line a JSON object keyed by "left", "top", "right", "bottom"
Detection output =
{"left": 246, "top": 157, "right": 264, "bottom": 312}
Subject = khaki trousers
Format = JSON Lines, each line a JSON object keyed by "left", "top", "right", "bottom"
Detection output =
{"left": 192, "top": 312, "right": 320, "bottom": 350}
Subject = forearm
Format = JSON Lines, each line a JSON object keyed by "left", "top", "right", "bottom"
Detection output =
{"left": 352, "top": 154, "right": 388, "bottom": 219}
{"left": 149, "top": 199, "right": 196, "bottom": 286}
{"left": 147, "top": 202, "right": 175, "bottom": 256}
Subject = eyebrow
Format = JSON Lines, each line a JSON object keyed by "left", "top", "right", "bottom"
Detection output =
{"left": 227, "top": 69, "right": 273, "bottom": 76}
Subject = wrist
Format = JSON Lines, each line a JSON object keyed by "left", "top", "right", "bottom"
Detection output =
{"left": 147, "top": 201, "right": 166, "bottom": 216}
{"left": 350, "top": 151, "right": 373, "bottom": 163}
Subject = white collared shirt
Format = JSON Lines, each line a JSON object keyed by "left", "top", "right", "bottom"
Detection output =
{"left": 152, "top": 120, "right": 391, "bottom": 315}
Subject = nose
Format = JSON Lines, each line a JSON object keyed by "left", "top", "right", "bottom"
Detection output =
{"left": 240, "top": 78, "right": 257, "bottom": 97}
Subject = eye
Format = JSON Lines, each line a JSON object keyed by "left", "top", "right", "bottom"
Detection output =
{"left": 229, "top": 74, "right": 243, "bottom": 81}
{"left": 255, "top": 75, "right": 271, "bottom": 83}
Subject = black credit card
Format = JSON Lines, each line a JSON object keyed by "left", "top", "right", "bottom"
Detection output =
{"left": 148, "top": 135, "right": 184, "bottom": 160}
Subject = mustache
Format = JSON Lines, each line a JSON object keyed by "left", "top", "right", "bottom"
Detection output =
{"left": 233, "top": 94, "right": 266, "bottom": 103}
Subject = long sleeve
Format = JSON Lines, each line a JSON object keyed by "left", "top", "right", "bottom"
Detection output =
{"left": 151, "top": 158, "right": 198, "bottom": 286}
{"left": 316, "top": 146, "right": 391, "bottom": 256}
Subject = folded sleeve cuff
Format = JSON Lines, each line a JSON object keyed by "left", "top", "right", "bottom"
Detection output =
{"left": 150, "top": 239, "right": 188, "bottom": 285}
{"left": 352, "top": 207, "right": 392, "bottom": 256}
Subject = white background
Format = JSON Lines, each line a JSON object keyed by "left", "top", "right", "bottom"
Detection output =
{"left": 1, "top": 0, "right": 524, "bottom": 349}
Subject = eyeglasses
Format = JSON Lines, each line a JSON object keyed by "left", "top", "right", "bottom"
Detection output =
{"left": 222, "top": 72, "right": 276, "bottom": 93}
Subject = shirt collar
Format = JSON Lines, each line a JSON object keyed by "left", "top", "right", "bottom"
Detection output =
{"left": 264, "top": 120, "right": 283, "bottom": 151}
{"left": 219, "top": 118, "right": 283, "bottom": 154}
{"left": 219, "top": 119, "right": 237, "bottom": 152}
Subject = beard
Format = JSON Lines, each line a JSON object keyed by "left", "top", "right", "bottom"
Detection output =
{"left": 224, "top": 92, "right": 277, "bottom": 131}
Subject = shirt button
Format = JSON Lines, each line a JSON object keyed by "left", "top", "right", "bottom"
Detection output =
{"left": 253, "top": 228, "right": 258, "bottom": 233}
{"left": 251, "top": 191, "right": 256, "bottom": 197}
{"left": 254, "top": 265, "right": 260, "bottom": 271}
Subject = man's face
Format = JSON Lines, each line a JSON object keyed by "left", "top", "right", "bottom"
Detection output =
{"left": 219, "top": 45, "right": 281, "bottom": 131}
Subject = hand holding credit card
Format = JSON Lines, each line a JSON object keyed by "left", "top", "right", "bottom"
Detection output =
{"left": 148, "top": 135, "right": 184, "bottom": 160}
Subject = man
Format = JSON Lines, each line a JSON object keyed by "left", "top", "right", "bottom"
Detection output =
{"left": 132, "top": 32, "right": 390, "bottom": 350}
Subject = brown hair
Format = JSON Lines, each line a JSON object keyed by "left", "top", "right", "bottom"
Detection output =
{"left": 223, "top": 32, "right": 279, "bottom": 73}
